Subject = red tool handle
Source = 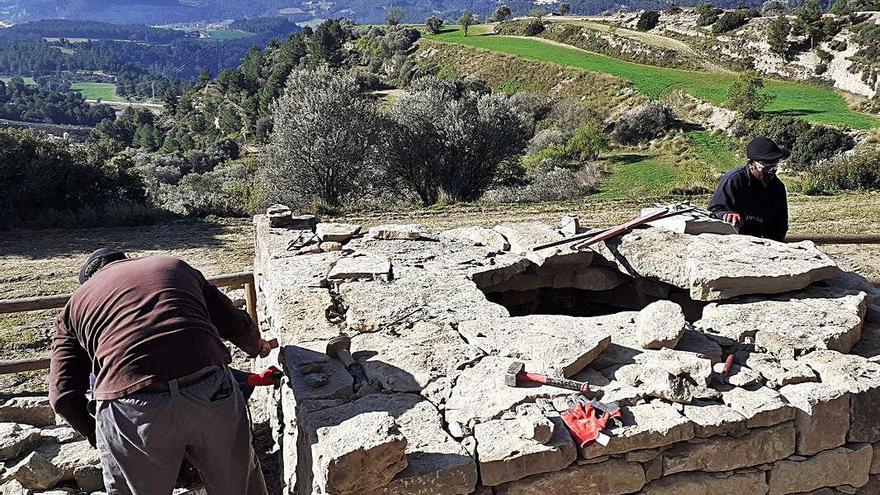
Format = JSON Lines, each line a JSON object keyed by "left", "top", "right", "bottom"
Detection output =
{"left": 523, "top": 372, "right": 590, "bottom": 393}
{"left": 247, "top": 366, "right": 283, "bottom": 387}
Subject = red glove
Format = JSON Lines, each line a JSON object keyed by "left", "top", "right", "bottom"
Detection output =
{"left": 561, "top": 402, "right": 622, "bottom": 448}
{"left": 246, "top": 366, "right": 283, "bottom": 387}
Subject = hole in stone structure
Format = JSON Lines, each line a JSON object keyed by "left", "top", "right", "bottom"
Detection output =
{"left": 477, "top": 258, "right": 705, "bottom": 320}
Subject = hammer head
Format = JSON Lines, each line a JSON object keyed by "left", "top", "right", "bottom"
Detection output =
{"left": 326, "top": 335, "right": 351, "bottom": 358}
{"left": 505, "top": 361, "right": 525, "bottom": 387}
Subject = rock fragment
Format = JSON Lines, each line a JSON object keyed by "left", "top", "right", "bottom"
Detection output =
{"left": 720, "top": 386, "right": 795, "bottom": 428}
{"left": 316, "top": 223, "right": 361, "bottom": 243}
{"left": 641, "top": 470, "right": 768, "bottom": 494}
{"left": 682, "top": 400, "right": 748, "bottom": 438}
{"left": 636, "top": 300, "right": 686, "bottom": 349}
{"left": 0, "top": 423, "right": 41, "bottom": 461}
{"left": 582, "top": 402, "right": 695, "bottom": 458}
{"left": 779, "top": 382, "right": 850, "bottom": 455}
{"left": 368, "top": 224, "right": 424, "bottom": 240}
{"left": 0, "top": 397, "right": 55, "bottom": 427}
{"left": 438, "top": 228, "right": 510, "bottom": 252}
{"left": 515, "top": 404, "right": 555, "bottom": 444}
{"left": 606, "top": 349, "right": 714, "bottom": 403}
{"left": 328, "top": 252, "right": 392, "bottom": 282}
{"left": 7, "top": 452, "right": 64, "bottom": 490}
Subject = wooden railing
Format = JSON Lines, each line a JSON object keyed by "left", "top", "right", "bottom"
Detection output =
{"left": 0, "top": 272, "right": 257, "bottom": 375}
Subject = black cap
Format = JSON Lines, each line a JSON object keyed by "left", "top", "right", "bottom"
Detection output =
{"left": 747, "top": 137, "right": 789, "bottom": 162}
{"left": 78, "top": 248, "right": 126, "bottom": 284}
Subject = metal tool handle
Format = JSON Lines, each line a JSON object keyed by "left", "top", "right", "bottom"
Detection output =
{"left": 543, "top": 376, "right": 590, "bottom": 394}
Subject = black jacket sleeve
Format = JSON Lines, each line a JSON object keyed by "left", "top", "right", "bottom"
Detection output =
{"left": 708, "top": 172, "right": 741, "bottom": 219}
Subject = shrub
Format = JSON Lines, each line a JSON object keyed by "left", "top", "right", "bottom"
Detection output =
{"left": 697, "top": 7, "right": 723, "bottom": 27}
{"left": 789, "top": 125, "right": 854, "bottom": 167}
{"left": 725, "top": 71, "right": 773, "bottom": 119}
{"left": 815, "top": 62, "right": 828, "bottom": 74}
{"left": 485, "top": 165, "right": 602, "bottom": 203}
{"left": 712, "top": 9, "right": 759, "bottom": 34}
{"left": 528, "top": 128, "right": 570, "bottom": 154}
{"left": 567, "top": 122, "right": 610, "bottom": 161}
{"left": 637, "top": 11, "right": 661, "bottom": 31}
{"left": 523, "top": 19, "right": 546, "bottom": 36}
{"left": 612, "top": 102, "right": 674, "bottom": 145}
{"left": 262, "top": 68, "right": 386, "bottom": 209}
{"left": 425, "top": 16, "right": 444, "bottom": 34}
{"left": 802, "top": 146, "right": 880, "bottom": 193}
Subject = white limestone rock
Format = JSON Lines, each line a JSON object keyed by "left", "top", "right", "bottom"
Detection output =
{"left": 438, "top": 227, "right": 510, "bottom": 252}
{"left": 494, "top": 458, "right": 646, "bottom": 495}
{"left": 0, "top": 397, "right": 55, "bottom": 428}
{"left": 327, "top": 252, "right": 393, "bottom": 282}
{"left": 474, "top": 416, "right": 576, "bottom": 486}
{"left": 682, "top": 400, "right": 748, "bottom": 438}
{"left": 636, "top": 300, "right": 686, "bottom": 349}
{"left": 641, "top": 206, "right": 737, "bottom": 235}
{"left": 767, "top": 444, "right": 872, "bottom": 495}
{"left": 779, "top": 381, "right": 850, "bottom": 455}
{"left": 661, "top": 423, "right": 795, "bottom": 475}
{"left": 720, "top": 386, "right": 795, "bottom": 429}
{"left": 315, "top": 223, "right": 361, "bottom": 243}
{"left": 0, "top": 423, "right": 41, "bottom": 461}
{"left": 7, "top": 452, "right": 64, "bottom": 490}
{"left": 493, "top": 222, "right": 592, "bottom": 268}
{"left": 368, "top": 224, "right": 424, "bottom": 240}
{"left": 581, "top": 402, "right": 695, "bottom": 458}
{"left": 457, "top": 315, "right": 611, "bottom": 378}
{"left": 605, "top": 349, "right": 715, "bottom": 403}
{"left": 695, "top": 287, "right": 867, "bottom": 355}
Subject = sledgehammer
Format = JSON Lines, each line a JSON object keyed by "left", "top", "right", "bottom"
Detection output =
{"left": 505, "top": 361, "right": 592, "bottom": 394}
{"left": 326, "top": 334, "right": 369, "bottom": 392}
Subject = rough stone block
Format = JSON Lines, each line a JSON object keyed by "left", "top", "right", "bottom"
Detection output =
{"left": 767, "top": 444, "right": 872, "bottom": 495}
{"left": 516, "top": 404, "right": 554, "bottom": 444}
{"left": 736, "top": 351, "right": 818, "bottom": 389}
{"left": 265, "top": 287, "right": 342, "bottom": 344}
{"left": 458, "top": 315, "right": 611, "bottom": 378}
{"left": 687, "top": 235, "right": 840, "bottom": 301}
{"left": 35, "top": 440, "right": 100, "bottom": 480}
{"left": 853, "top": 321, "right": 880, "bottom": 363}
{"left": 607, "top": 349, "right": 715, "bottom": 403}
{"left": 493, "top": 222, "right": 591, "bottom": 268}
{"left": 0, "top": 397, "right": 55, "bottom": 428}
{"left": 581, "top": 402, "right": 695, "bottom": 458}
{"left": 316, "top": 223, "right": 361, "bottom": 243}
{"left": 7, "top": 452, "right": 64, "bottom": 490}
{"left": 39, "top": 426, "right": 82, "bottom": 444}
{"left": 474, "top": 416, "right": 576, "bottom": 486}
{"left": 695, "top": 287, "right": 867, "bottom": 355}
{"left": 662, "top": 423, "right": 795, "bottom": 475}
{"left": 327, "top": 252, "right": 392, "bottom": 282}
{"left": 73, "top": 465, "right": 104, "bottom": 493}
{"left": 636, "top": 300, "right": 686, "bottom": 349}
{"left": 641, "top": 470, "right": 769, "bottom": 495}
{"left": 309, "top": 411, "right": 407, "bottom": 495}
{"left": 682, "top": 400, "right": 748, "bottom": 438}
{"left": 307, "top": 394, "right": 477, "bottom": 495}
{"left": 0, "top": 480, "right": 29, "bottom": 495}
{"left": 721, "top": 386, "right": 795, "bottom": 428}
{"left": 0, "top": 423, "right": 41, "bottom": 461}
{"left": 675, "top": 329, "right": 723, "bottom": 364}
{"left": 797, "top": 351, "right": 880, "bottom": 443}
{"left": 493, "top": 458, "right": 645, "bottom": 495}
{"left": 780, "top": 382, "right": 850, "bottom": 455}
{"left": 281, "top": 342, "right": 353, "bottom": 403}
{"left": 642, "top": 206, "right": 737, "bottom": 235}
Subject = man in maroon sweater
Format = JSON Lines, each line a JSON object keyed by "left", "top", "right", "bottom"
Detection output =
{"left": 49, "top": 250, "right": 271, "bottom": 495}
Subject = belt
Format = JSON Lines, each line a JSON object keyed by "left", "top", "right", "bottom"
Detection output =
{"left": 140, "top": 365, "right": 223, "bottom": 393}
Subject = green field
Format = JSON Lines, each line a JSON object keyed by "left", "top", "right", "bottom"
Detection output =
{"left": 70, "top": 82, "right": 127, "bottom": 102}
{"left": 0, "top": 76, "right": 36, "bottom": 85}
{"left": 431, "top": 27, "right": 880, "bottom": 129}
{"left": 206, "top": 28, "right": 253, "bottom": 40}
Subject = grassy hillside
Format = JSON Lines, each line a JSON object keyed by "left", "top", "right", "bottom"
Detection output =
{"left": 430, "top": 26, "right": 880, "bottom": 129}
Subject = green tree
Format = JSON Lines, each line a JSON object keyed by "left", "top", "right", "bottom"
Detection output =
{"left": 198, "top": 66, "right": 212, "bottom": 84}
{"left": 529, "top": 7, "right": 549, "bottom": 19}
{"left": 725, "top": 71, "right": 773, "bottom": 119}
{"left": 767, "top": 15, "right": 791, "bottom": 57}
{"left": 459, "top": 11, "right": 476, "bottom": 36}
{"left": 566, "top": 122, "right": 610, "bottom": 161}
{"left": 386, "top": 7, "right": 405, "bottom": 26}
{"left": 559, "top": 3, "right": 571, "bottom": 15}
{"left": 494, "top": 5, "right": 512, "bottom": 21}
{"left": 636, "top": 11, "right": 661, "bottom": 31}
{"left": 425, "top": 16, "right": 444, "bottom": 34}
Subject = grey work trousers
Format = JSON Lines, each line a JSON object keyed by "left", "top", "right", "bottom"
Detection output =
{"left": 95, "top": 367, "right": 268, "bottom": 495}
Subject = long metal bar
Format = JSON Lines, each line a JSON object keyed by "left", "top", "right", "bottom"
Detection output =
{"left": 0, "top": 271, "right": 254, "bottom": 315}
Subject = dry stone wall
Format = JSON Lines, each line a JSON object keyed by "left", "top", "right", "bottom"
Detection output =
{"left": 253, "top": 211, "right": 880, "bottom": 495}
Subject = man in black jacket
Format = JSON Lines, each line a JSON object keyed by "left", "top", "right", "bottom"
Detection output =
{"left": 708, "top": 137, "right": 790, "bottom": 242}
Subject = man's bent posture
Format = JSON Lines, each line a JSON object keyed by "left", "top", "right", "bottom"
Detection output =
{"left": 49, "top": 250, "right": 271, "bottom": 495}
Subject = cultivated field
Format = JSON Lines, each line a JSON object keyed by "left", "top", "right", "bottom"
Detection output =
{"left": 429, "top": 26, "right": 880, "bottom": 129}
{"left": 69, "top": 82, "right": 126, "bottom": 103}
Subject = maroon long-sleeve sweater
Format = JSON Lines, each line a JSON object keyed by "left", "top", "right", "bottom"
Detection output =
{"left": 49, "top": 256, "right": 261, "bottom": 445}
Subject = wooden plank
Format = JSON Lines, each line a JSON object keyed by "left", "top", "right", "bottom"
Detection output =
{"left": 0, "top": 272, "right": 255, "bottom": 315}
{"left": 0, "top": 357, "right": 51, "bottom": 374}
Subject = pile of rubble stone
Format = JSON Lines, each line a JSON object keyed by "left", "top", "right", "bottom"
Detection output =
{"left": 254, "top": 204, "right": 880, "bottom": 495}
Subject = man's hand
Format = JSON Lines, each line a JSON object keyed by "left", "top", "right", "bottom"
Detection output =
{"left": 245, "top": 338, "right": 276, "bottom": 359}
{"left": 722, "top": 212, "right": 743, "bottom": 228}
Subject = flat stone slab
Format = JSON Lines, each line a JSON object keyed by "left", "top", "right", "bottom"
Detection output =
{"left": 675, "top": 329, "right": 723, "bottom": 364}
{"left": 316, "top": 222, "right": 361, "bottom": 243}
{"left": 605, "top": 349, "right": 714, "bottom": 403}
{"left": 340, "top": 267, "right": 508, "bottom": 333}
{"left": 636, "top": 300, "right": 686, "bottom": 349}
{"left": 444, "top": 357, "right": 574, "bottom": 433}
{"left": 368, "top": 224, "right": 424, "bottom": 240}
{"left": 264, "top": 287, "right": 342, "bottom": 344}
{"left": 0, "top": 423, "right": 41, "bottom": 462}
{"left": 582, "top": 402, "right": 695, "bottom": 458}
{"left": 6, "top": 452, "right": 64, "bottom": 490}
{"left": 458, "top": 315, "right": 611, "bottom": 378}
{"left": 696, "top": 287, "right": 867, "bottom": 355}
{"left": 735, "top": 351, "right": 818, "bottom": 389}
{"left": 308, "top": 394, "right": 477, "bottom": 495}
{"left": 595, "top": 228, "right": 691, "bottom": 289}
{"left": 352, "top": 322, "right": 484, "bottom": 393}
{"left": 328, "top": 252, "right": 393, "bottom": 282}
{"left": 493, "top": 222, "right": 591, "bottom": 268}
{"left": 438, "top": 228, "right": 510, "bottom": 252}
{"left": 641, "top": 206, "right": 737, "bottom": 235}
{"left": 0, "top": 397, "right": 55, "bottom": 428}
{"left": 767, "top": 444, "right": 872, "bottom": 495}
{"left": 494, "top": 458, "right": 646, "bottom": 495}
{"left": 281, "top": 341, "right": 353, "bottom": 403}
{"left": 474, "top": 416, "right": 576, "bottom": 486}
{"left": 720, "top": 386, "right": 795, "bottom": 429}
{"left": 779, "top": 382, "right": 850, "bottom": 455}
{"left": 686, "top": 235, "right": 840, "bottom": 301}
{"left": 641, "top": 470, "right": 769, "bottom": 495}
{"left": 662, "top": 423, "right": 795, "bottom": 475}
{"left": 34, "top": 440, "right": 100, "bottom": 480}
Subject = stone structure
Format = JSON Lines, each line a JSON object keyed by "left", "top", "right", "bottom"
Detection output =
{"left": 252, "top": 214, "right": 880, "bottom": 495}
{"left": 3, "top": 213, "right": 872, "bottom": 494}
